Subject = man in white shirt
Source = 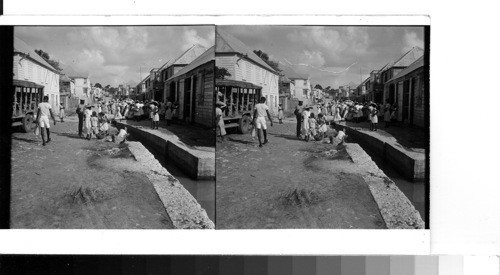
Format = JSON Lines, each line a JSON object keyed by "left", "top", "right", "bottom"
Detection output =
{"left": 252, "top": 96, "right": 273, "bottom": 148}
{"left": 36, "top": 96, "right": 57, "bottom": 146}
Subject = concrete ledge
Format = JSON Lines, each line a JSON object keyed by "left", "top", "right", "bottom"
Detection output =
{"left": 334, "top": 123, "right": 425, "bottom": 181}
{"left": 346, "top": 143, "right": 425, "bottom": 229}
{"left": 128, "top": 141, "right": 215, "bottom": 229}
{"left": 115, "top": 121, "right": 215, "bottom": 180}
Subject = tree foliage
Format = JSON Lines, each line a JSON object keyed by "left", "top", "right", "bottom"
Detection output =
{"left": 314, "top": 84, "right": 323, "bottom": 90}
{"left": 215, "top": 66, "right": 232, "bottom": 80}
{"left": 35, "top": 49, "right": 62, "bottom": 71}
{"left": 253, "top": 50, "right": 281, "bottom": 72}
{"left": 94, "top": 83, "right": 103, "bottom": 89}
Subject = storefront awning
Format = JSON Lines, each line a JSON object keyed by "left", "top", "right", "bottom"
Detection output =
{"left": 216, "top": 79, "right": 262, "bottom": 90}
{"left": 13, "top": 79, "right": 44, "bottom": 89}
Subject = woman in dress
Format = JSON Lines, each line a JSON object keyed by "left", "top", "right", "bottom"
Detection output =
{"left": 59, "top": 103, "right": 65, "bottom": 122}
{"left": 84, "top": 106, "right": 92, "bottom": 140}
{"left": 370, "top": 104, "right": 379, "bottom": 131}
{"left": 277, "top": 104, "right": 284, "bottom": 124}
{"left": 301, "top": 106, "right": 311, "bottom": 140}
{"left": 151, "top": 102, "right": 160, "bottom": 129}
{"left": 115, "top": 104, "right": 122, "bottom": 120}
{"left": 165, "top": 98, "right": 173, "bottom": 126}
{"left": 384, "top": 100, "right": 392, "bottom": 128}
{"left": 216, "top": 102, "right": 226, "bottom": 142}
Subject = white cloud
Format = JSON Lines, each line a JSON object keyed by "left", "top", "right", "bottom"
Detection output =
{"left": 403, "top": 31, "right": 424, "bottom": 52}
{"left": 73, "top": 49, "right": 105, "bottom": 72}
{"left": 299, "top": 50, "right": 326, "bottom": 67}
{"left": 181, "top": 28, "right": 214, "bottom": 51}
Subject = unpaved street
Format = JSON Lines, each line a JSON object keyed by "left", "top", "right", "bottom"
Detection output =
{"left": 10, "top": 116, "right": 173, "bottom": 229}
{"left": 216, "top": 119, "right": 386, "bottom": 229}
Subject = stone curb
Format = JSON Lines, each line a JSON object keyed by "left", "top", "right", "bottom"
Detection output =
{"left": 334, "top": 122, "right": 426, "bottom": 181}
{"left": 115, "top": 121, "right": 215, "bottom": 180}
{"left": 346, "top": 143, "right": 425, "bottom": 229}
{"left": 127, "top": 141, "right": 215, "bottom": 229}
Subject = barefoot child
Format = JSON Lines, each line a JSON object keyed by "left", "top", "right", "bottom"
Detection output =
{"left": 306, "top": 113, "right": 317, "bottom": 142}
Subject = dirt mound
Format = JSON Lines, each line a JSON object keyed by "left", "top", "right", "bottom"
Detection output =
{"left": 68, "top": 186, "right": 109, "bottom": 205}
{"left": 279, "top": 188, "right": 322, "bottom": 206}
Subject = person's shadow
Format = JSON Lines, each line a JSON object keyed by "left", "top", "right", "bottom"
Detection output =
{"left": 57, "top": 132, "right": 84, "bottom": 140}
{"left": 11, "top": 136, "right": 39, "bottom": 144}
{"left": 269, "top": 133, "right": 299, "bottom": 141}
{"left": 227, "top": 137, "right": 254, "bottom": 145}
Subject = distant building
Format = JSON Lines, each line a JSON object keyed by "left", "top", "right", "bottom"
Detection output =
{"left": 357, "top": 77, "right": 370, "bottom": 101}
{"left": 165, "top": 46, "right": 215, "bottom": 127}
{"left": 13, "top": 36, "right": 61, "bottom": 114}
{"left": 384, "top": 55, "right": 426, "bottom": 127}
{"left": 59, "top": 74, "right": 75, "bottom": 110}
{"left": 215, "top": 28, "right": 280, "bottom": 114}
{"left": 280, "top": 66, "right": 311, "bottom": 105}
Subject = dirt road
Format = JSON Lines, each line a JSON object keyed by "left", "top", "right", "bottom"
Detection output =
{"left": 216, "top": 119, "right": 386, "bottom": 229}
{"left": 10, "top": 116, "right": 173, "bottom": 229}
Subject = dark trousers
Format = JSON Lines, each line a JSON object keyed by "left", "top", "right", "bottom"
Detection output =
{"left": 296, "top": 116, "right": 301, "bottom": 137}
{"left": 78, "top": 115, "right": 84, "bottom": 135}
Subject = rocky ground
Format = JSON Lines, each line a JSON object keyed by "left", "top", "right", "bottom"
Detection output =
{"left": 216, "top": 118, "right": 388, "bottom": 229}
{"left": 10, "top": 115, "right": 173, "bottom": 229}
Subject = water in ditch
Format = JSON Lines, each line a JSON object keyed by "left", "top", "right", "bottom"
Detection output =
{"left": 349, "top": 140, "right": 427, "bottom": 225}
{"left": 128, "top": 136, "right": 215, "bottom": 223}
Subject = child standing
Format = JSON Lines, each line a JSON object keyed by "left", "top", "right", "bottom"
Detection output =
{"left": 90, "top": 111, "right": 99, "bottom": 138}
{"left": 307, "top": 113, "right": 317, "bottom": 142}
{"left": 277, "top": 104, "right": 284, "bottom": 124}
{"left": 152, "top": 103, "right": 160, "bottom": 129}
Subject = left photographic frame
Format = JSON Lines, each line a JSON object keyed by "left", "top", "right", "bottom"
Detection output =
{"left": 3, "top": 25, "right": 216, "bottom": 229}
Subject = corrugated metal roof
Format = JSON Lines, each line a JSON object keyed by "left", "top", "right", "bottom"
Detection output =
{"left": 173, "top": 44, "right": 207, "bottom": 65}
{"left": 167, "top": 46, "right": 214, "bottom": 82}
{"left": 393, "top": 47, "right": 424, "bottom": 67}
{"left": 380, "top": 47, "right": 424, "bottom": 73}
{"left": 280, "top": 66, "right": 307, "bottom": 80}
{"left": 216, "top": 79, "right": 262, "bottom": 89}
{"left": 14, "top": 36, "right": 59, "bottom": 73}
{"left": 62, "top": 66, "right": 89, "bottom": 79}
{"left": 216, "top": 28, "right": 278, "bottom": 74}
{"left": 387, "top": 55, "right": 424, "bottom": 83}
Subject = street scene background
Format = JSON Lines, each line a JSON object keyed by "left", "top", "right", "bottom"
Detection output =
{"left": 10, "top": 26, "right": 216, "bottom": 229}
{"left": 215, "top": 26, "right": 428, "bottom": 229}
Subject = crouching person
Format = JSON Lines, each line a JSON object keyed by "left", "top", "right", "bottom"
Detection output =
{"left": 112, "top": 127, "right": 129, "bottom": 144}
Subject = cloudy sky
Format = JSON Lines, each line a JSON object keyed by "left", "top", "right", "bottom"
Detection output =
{"left": 15, "top": 26, "right": 215, "bottom": 86}
{"left": 219, "top": 25, "right": 425, "bottom": 88}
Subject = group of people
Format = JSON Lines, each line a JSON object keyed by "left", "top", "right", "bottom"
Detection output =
{"left": 294, "top": 102, "right": 347, "bottom": 144}
{"left": 296, "top": 99, "right": 400, "bottom": 132}
{"left": 76, "top": 100, "right": 111, "bottom": 140}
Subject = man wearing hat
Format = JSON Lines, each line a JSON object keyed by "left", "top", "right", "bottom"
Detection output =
{"left": 294, "top": 101, "right": 304, "bottom": 138}
{"left": 76, "top": 99, "right": 86, "bottom": 137}
{"left": 215, "top": 101, "right": 226, "bottom": 142}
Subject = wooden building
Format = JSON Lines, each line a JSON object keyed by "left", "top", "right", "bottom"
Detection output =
{"left": 384, "top": 56, "right": 426, "bottom": 128}
{"left": 215, "top": 28, "right": 280, "bottom": 114}
{"left": 165, "top": 46, "right": 215, "bottom": 127}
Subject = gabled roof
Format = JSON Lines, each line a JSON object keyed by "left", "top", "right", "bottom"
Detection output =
{"left": 216, "top": 28, "right": 277, "bottom": 74}
{"left": 387, "top": 56, "right": 424, "bottom": 83}
{"left": 279, "top": 75, "right": 291, "bottom": 84}
{"left": 63, "top": 66, "right": 89, "bottom": 79}
{"left": 60, "top": 74, "right": 72, "bottom": 82}
{"left": 14, "top": 36, "right": 59, "bottom": 73}
{"left": 167, "top": 46, "right": 215, "bottom": 82}
{"left": 348, "top": 81, "right": 358, "bottom": 88}
{"left": 280, "top": 66, "right": 308, "bottom": 80}
{"left": 158, "top": 44, "right": 207, "bottom": 73}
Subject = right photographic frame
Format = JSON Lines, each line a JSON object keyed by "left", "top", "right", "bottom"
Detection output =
{"left": 215, "top": 25, "right": 429, "bottom": 229}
